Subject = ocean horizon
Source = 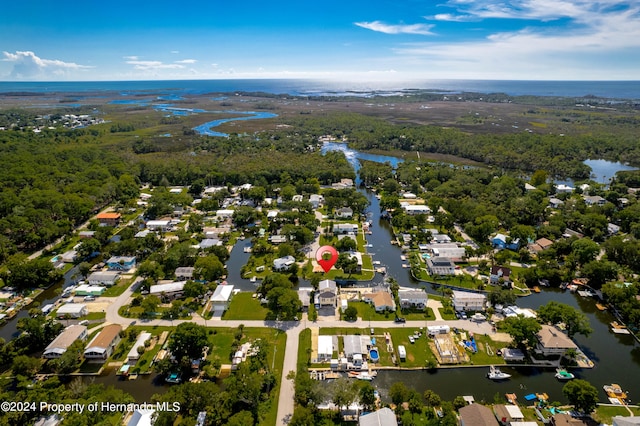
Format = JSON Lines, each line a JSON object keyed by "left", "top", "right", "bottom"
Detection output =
{"left": 1, "top": 79, "right": 640, "bottom": 100}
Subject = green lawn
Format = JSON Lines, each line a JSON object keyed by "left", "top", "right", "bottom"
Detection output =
{"left": 102, "top": 280, "right": 132, "bottom": 297}
{"left": 222, "top": 292, "right": 269, "bottom": 320}
{"left": 593, "top": 405, "right": 640, "bottom": 424}
{"left": 388, "top": 328, "right": 437, "bottom": 368}
{"left": 465, "top": 333, "right": 507, "bottom": 365}
{"left": 349, "top": 301, "right": 397, "bottom": 321}
{"left": 297, "top": 328, "right": 312, "bottom": 369}
{"left": 400, "top": 307, "right": 436, "bottom": 321}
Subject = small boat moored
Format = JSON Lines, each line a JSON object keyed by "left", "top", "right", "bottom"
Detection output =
{"left": 555, "top": 368, "right": 575, "bottom": 380}
{"left": 487, "top": 365, "right": 511, "bottom": 380}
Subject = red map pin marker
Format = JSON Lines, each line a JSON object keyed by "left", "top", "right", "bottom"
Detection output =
{"left": 315, "top": 245, "right": 338, "bottom": 273}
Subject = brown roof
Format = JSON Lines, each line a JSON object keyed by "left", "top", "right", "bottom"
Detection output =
{"left": 371, "top": 292, "right": 394, "bottom": 308}
{"left": 551, "top": 413, "right": 589, "bottom": 426}
{"left": 537, "top": 325, "right": 577, "bottom": 350}
{"left": 535, "top": 238, "right": 554, "bottom": 249}
{"left": 87, "top": 324, "right": 121, "bottom": 349}
{"left": 459, "top": 404, "right": 499, "bottom": 426}
{"left": 96, "top": 212, "right": 121, "bottom": 220}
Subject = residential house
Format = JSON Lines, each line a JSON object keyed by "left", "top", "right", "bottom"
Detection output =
{"left": 491, "top": 234, "right": 520, "bottom": 250}
{"left": 528, "top": 238, "right": 554, "bottom": 254}
{"left": 548, "top": 197, "right": 564, "bottom": 208}
{"left": 269, "top": 235, "right": 288, "bottom": 244}
{"left": 267, "top": 210, "right": 279, "bottom": 220}
{"left": 426, "top": 257, "right": 455, "bottom": 276}
{"left": 401, "top": 203, "right": 431, "bottom": 215}
{"left": 452, "top": 290, "right": 486, "bottom": 312}
{"left": 106, "top": 256, "right": 136, "bottom": 272}
{"left": 359, "top": 408, "right": 398, "bottom": 426}
{"left": 583, "top": 195, "right": 606, "bottom": 206}
{"left": 490, "top": 266, "right": 512, "bottom": 286}
{"left": 347, "top": 252, "right": 363, "bottom": 273}
{"left": 84, "top": 324, "right": 122, "bottom": 360}
{"left": 127, "top": 409, "right": 156, "bottom": 426}
{"left": 309, "top": 194, "right": 324, "bottom": 209}
{"left": 175, "top": 267, "right": 195, "bottom": 281}
{"left": 535, "top": 325, "right": 577, "bottom": 357}
{"left": 209, "top": 285, "right": 234, "bottom": 315}
{"left": 555, "top": 184, "right": 574, "bottom": 194}
{"left": 199, "top": 238, "right": 222, "bottom": 249}
{"left": 333, "top": 223, "right": 358, "bottom": 235}
{"left": 57, "top": 303, "right": 88, "bottom": 318}
{"left": 145, "top": 220, "right": 171, "bottom": 231}
{"left": 150, "top": 281, "right": 186, "bottom": 301}
{"left": 459, "top": 403, "right": 500, "bottom": 426}
{"left": 551, "top": 413, "right": 591, "bottom": 426}
{"left": 87, "top": 271, "right": 120, "bottom": 286}
{"left": 612, "top": 416, "right": 640, "bottom": 426}
{"left": 335, "top": 207, "right": 354, "bottom": 219}
{"left": 344, "top": 335, "right": 371, "bottom": 367}
{"left": 332, "top": 178, "right": 354, "bottom": 189}
{"left": 494, "top": 405, "right": 524, "bottom": 425}
{"left": 317, "top": 335, "right": 334, "bottom": 362}
{"left": 273, "top": 255, "right": 296, "bottom": 271}
{"left": 297, "top": 288, "right": 313, "bottom": 311}
{"left": 96, "top": 212, "right": 121, "bottom": 227}
{"left": 43, "top": 325, "right": 88, "bottom": 359}
{"left": 366, "top": 291, "right": 396, "bottom": 312}
{"left": 215, "top": 209, "right": 234, "bottom": 220}
{"left": 429, "top": 243, "right": 466, "bottom": 261}
{"left": 398, "top": 290, "right": 428, "bottom": 309}
{"left": 127, "top": 332, "right": 152, "bottom": 364}
{"left": 525, "top": 183, "right": 537, "bottom": 191}
{"left": 74, "top": 284, "right": 105, "bottom": 296}
{"left": 78, "top": 231, "right": 96, "bottom": 239}
{"left": 316, "top": 279, "right": 338, "bottom": 307}
{"left": 608, "top": 223, "right": 621, "bottom": 235}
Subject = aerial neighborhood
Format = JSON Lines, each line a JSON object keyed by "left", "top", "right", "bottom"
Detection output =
{"left": 1, "top": 91, "right": 639, "bottom": 426}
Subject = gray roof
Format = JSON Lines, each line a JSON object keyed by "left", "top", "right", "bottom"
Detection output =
{"left": 359, "top": 408, "right": 398, "bottom": 426}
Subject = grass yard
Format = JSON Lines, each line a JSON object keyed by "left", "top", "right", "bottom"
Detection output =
{"left": 349, "top": 301, "right": 397, "bottom": 321}
{"left": 102, "top": 280, "right": 132, "bottom": 297}
{"left": 465, "top": 333, "right": 506, "bottom": 365}
{"left": 297, "top": 328, "right": 312, "bottom": 369}
{"left": 592, "top": 405, "right": 640, "bottom": 424}
{"left": 222, "top": 292, "right": 269, "bottom": 320}
{"left": 388, "top": 328, "right": 438, "bottom": 368}
{"left": 400, "top": 307, "right": 435, "bottom": 321}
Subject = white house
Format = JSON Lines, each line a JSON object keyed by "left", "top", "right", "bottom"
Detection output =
{"left": 150, "top": 281, "right": 186, "bottom": 300}
{"left": 216, "top": 209, "right": 234, "bottom": 220}
{"left": 43, "top": 325, "right": 88, "bottom": 359}
{"left": 359, "top": 408, "right": 398, "bottom": 426}
{"left": 335, "top": 207, "right": 354, "bottom": 219}
{"left": 127, "top": 332, "right": 152, "bottom": 364}
{"left": 452, "top": 290, "right": 486, "bottom": 312}
{"left": 401, "top": 204, "right": 431, "bottom": 215}
{"left": 426, "top": 257, "right": 455, "bottom": 276}
{"left": 317, "top": 335, "right": 334, "bottom": 362}
{"left": 398, "top": 290, "right": 428, "bottom": 309}
{"left": 84, "top": 324, "right": 122, "bottom": 360}
{"left": 57, "top": 303, "right": 88, "bottom": 318}
{"left": 146, "top": 220, "right": 171, "bottom": 231}
{"left": 210, "top": 285, "right": 234, "bottom": 315}
{"left": 273, "top": 256, "right": 296, "bottom": 271}
{"left": 333, "top": 223, "right": 358, "bottom": 234}
{"left": 556, "top": 184, "right": 574, "bottom": 193}
{"left": 175, "top": 267, "right": 195, "bottom": 281}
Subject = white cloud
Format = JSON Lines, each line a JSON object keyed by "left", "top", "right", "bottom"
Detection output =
{"left": 125, "top": 59, "right": 186, "bottom": 70}
{"left": 427, "top": 13, "right": 476, "bottom": 22}
{"left": 123, "top": 55, "right": 139, "bottom": 60}
{"left": 355, "top": 20, "right": 435, "bottom": 35}
{"left": 170, "top": 50, "right": 180, "bottom": 54}
{"left": 2, "top": 51, "right": 92, "bottom": 79}
{"left": 174, "top": 59, "right": 197, "bottom": 64}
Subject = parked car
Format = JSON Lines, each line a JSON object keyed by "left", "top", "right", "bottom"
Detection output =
{"left": 83, "top": 295, "right": 95, "bottom": 301}
{"left": 394, "top": 317, "right": 406, "bottom": 323}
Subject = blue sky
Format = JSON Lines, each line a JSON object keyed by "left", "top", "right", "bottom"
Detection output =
{"left": 1, "top": 0, "right": 639, "bottom": 81}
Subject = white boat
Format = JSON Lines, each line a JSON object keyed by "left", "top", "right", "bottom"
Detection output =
{"left": 250, "top": 276, "right": 257, "bottom": 283}
{"left": 487, "top": 365, "right": 511, "bottom": 380}
{"left": 555, "top": 368, "right": 575, "bottom": 380}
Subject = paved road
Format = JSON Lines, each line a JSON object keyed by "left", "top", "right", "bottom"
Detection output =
{"left": 103, "top": 279, "right": 511, "bottom": 425}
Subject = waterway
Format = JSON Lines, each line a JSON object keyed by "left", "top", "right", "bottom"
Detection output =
{"left": 319, "top": 141, "right": 640, "bottom": 405}
{"left": 2, "top": 124, "right": 639, "bottom": 404}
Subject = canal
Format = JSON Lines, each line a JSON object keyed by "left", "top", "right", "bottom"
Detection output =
{"left": 321, "top": 142, "right": 640, "bottom": 404}
{"left": 2, "top": 141, "right": 638, "bottom": 404}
